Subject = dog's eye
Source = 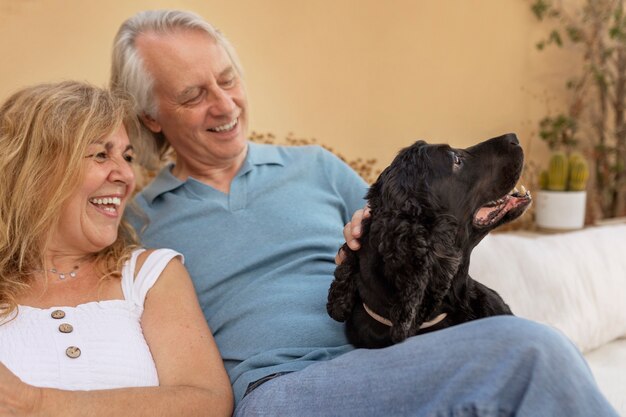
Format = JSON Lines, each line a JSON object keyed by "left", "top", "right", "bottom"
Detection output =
{"left": 452, "top": 153, "right": 462, "bottom": 167}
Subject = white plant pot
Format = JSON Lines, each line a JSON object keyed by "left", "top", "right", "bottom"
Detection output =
{"left": 535, "top": 190, "right": 587, "bottom": 230}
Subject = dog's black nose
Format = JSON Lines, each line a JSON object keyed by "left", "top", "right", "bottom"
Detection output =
{"left": 503, "top": 133, "right": 519, "bottom": 147}
{"left": 466, "top": 133, "right": 522, "bottom": 156}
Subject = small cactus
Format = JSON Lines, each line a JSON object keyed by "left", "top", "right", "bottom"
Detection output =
{"left": 547, "top": 152, "right": 569, "bottom": 191}
{"left": 540, "top": 151, "right": 589, "bottom": 191}
{"left": 567, "top": 152, "right": 589, "bottom": 191}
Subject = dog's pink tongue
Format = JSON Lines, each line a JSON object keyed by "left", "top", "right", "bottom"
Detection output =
{"left": 475, "top": 206, "right": 496, "bottom": 223}
{"left": 476, "top": 196, "right": 526, "bottom": 224}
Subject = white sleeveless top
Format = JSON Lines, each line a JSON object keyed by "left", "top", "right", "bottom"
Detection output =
{"left": 0, "top": 248, "right": 181, "bottom": 390}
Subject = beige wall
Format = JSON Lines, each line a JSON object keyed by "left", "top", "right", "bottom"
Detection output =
{"left": 0, "top": 0, "right": 572, "bottom": 171}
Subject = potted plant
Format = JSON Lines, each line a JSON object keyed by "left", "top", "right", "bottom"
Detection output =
{"left": 530, "top": 0, "right": 626, "bottom": 222}
{"left": 536, "top": 151, "right": 590, "bottom": 230}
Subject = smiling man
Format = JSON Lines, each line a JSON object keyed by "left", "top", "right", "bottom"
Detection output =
{"left": 133, "top": 29, "right": 248, "bottom": 192}
{"left": 112, "top": 9, "right": 619, "bottom": 417}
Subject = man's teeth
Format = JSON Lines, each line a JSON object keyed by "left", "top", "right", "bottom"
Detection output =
{"left": 209, "top": 118, "right": 238, "bottom": 132}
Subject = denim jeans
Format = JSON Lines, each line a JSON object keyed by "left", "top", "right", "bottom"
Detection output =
{"left": 235, "top": 316, "right": 618, "bottom": 417}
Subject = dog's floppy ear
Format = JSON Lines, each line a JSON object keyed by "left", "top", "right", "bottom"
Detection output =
{"left": 327, "top": 243, "right": 360, "bottom": 322}
{"left": 371, "top": 208, "right": 462, "bottom": 342}
{"left": 413, "top": 214, "right": 463, "bottom": 325}
{"left": 367, "top": 141, "right": 462, "bottom": 342}
{"left": 367, "top": 141, "right": 427, "bottom": 215}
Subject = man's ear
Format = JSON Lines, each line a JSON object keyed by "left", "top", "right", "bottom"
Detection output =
{"left": 140, "top": 113, "right": 162, "bottom": 133}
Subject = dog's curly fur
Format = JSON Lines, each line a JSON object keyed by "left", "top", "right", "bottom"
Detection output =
{"left": 327, "top": 133, "right": 532, "bottom": 348}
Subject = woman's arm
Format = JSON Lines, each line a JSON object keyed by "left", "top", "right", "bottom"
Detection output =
{"left": 3, "top": 257, "right": 233, "bottom": 417}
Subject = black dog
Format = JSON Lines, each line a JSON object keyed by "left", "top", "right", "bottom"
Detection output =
{"left": 327, "top": 133, "right": 532, "bottom": 348}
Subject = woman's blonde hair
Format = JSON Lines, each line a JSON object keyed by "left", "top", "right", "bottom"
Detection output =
{"left": 0, "top": 81, "right": 139, "bottom": 318}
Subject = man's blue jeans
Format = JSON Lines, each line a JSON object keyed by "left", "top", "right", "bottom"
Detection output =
{"left": 235, "top": 316, "right": 618, "bottom": 417}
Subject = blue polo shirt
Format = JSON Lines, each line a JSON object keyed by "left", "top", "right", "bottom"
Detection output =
{"left": 128, "top": 142, "right": 368, "bottom": 404}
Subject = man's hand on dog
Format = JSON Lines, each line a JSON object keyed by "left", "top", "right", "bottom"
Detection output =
{"left": 335, "top": 206, "right": 371, "bottom": 265}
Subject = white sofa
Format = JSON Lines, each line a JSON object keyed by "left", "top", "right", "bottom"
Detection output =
{"left": 470, "top": 223, "right": 626, "bottom": 415}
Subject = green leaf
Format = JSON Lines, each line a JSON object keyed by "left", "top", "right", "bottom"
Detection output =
{"left": 609, "top": 26, "right": 622, "bottom": 39}
{"left": 549, "top": 30, "right": 563, "bottom": 47}
{"left": 593, "top": 71, "right": 608, "bottom": 90}
{"left": 537, "top": 114, "right": 579, "bottom": 151}
{"left": 602, "top": 48, "right": 615, "bottom": 60}
{"left": 531, "top": 0, "right": 551, "bottom": 20}
{"left": 566, "top": 26, "right": 583, "bottom": 43}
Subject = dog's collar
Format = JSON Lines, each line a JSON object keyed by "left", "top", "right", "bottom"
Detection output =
{"left": 362, "top": 303, "right": 393, "bottom": 326}
{"left": 362, "top": 303, "right": 448, "bottom": 330}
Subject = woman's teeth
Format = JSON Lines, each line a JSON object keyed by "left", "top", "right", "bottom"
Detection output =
{"left": 209, "top": 118, "right": 238, "bottom": 132}
{"left": 89, "top": 197, "right": 121, "bottom": 213}
{"left": 89, "top": 197, "right": 121, "bottom": 206}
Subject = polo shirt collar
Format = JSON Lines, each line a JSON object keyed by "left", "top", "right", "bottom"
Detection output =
{"left": 246, "top": 141, "right": 284, "bottom": 166}
{"left": 141, "top": 141, "right": 285, "bottom": 204}
{"left": 141, "top": 163, "right": 182, "bottom": 204}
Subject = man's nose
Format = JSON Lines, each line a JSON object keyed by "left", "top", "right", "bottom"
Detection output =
{"left": 208, "top": 87, "right": 236, "bottom": 117}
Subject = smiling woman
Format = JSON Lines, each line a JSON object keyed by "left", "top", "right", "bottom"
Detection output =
{"left": 0, "top": 81, "right": 233, "bottom": 417}
{"left": 0, "top": 81, "right": 139, "bottom": 295}
{"left": 52, "top": 125, "right": 136, "bottom": 255}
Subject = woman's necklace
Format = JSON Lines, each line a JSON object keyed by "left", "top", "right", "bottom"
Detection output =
{"left": 48, "top": 265, "right": 79, "bottom": 280}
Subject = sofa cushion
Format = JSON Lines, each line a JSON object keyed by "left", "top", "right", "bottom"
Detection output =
{"left": 585, "top": 336, "right": 626, "bottom": 415}
{"left": 469, "top": 224, "right": 626, "bottom": 353}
